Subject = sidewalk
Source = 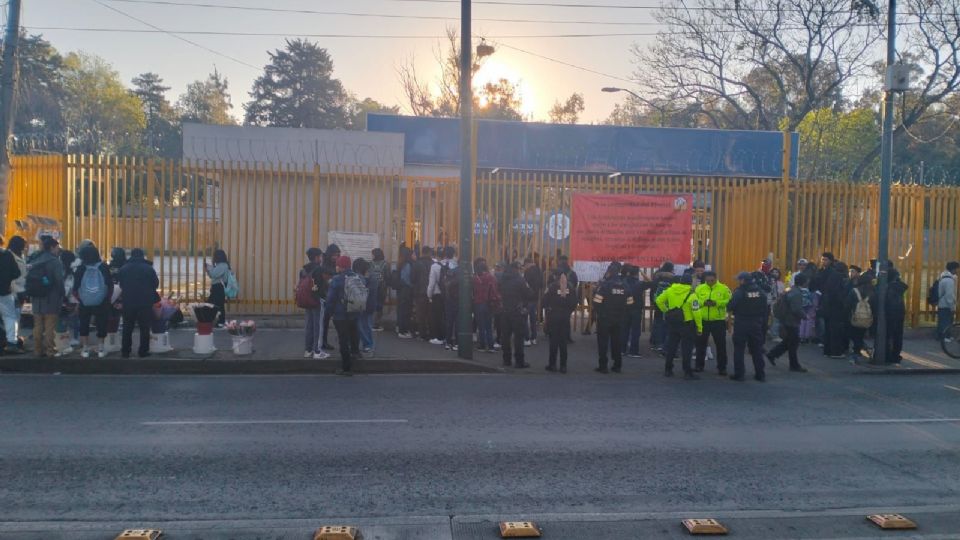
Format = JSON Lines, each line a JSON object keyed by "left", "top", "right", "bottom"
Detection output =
{"left": 3, "top": 320, "right": 959, "bottom": 376}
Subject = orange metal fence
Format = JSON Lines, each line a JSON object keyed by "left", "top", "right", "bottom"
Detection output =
{"left": 6, "top": 154, "right": 960, "bottom": 323}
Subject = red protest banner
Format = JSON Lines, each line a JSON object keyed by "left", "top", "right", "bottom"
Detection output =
{"left": 570, "top": 193, "right": 692, "bottom": 269}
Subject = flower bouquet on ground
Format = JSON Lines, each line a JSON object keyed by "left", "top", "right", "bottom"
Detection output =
{"left": 226, "top": 320, "right": 256, "bottom": 355}
{"left": 187, "top": 303, "right": 218, "bottom": 335}
{"left": 226, "top": 320, "right": 256, "bottom": 337}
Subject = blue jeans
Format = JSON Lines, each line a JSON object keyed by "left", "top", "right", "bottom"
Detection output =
{"left": 358, "top": 313, "right": 374, "bottom": 349}
{"left": 527, "top": 301, "right": 538, "bottom": 340}
{"left": 475, "top": 303, "right": 494, "bottom": 349}
{"left": 650, "top": 311, "right": 666, "bottom": 348}
{"left": 304, "top": 305, "right": 324, "bottom": 354}
{"left": 0, "top": 293, "right": 19, "bottom": 344}
{"left": 937, "top": 308, "right": 955, "bottom": 339}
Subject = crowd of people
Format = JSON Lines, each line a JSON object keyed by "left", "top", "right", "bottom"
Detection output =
{"left": 294, "top": 244, "right": 951, "bottom": 379}
{"left": 4, "top": 233, "right": 955, "bottom": 377}
{"left": 0, "top": 234, "right": 238, "bottom": 359}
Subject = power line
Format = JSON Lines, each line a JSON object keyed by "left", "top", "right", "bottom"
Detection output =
{"left": 493, "top": 40, "right": 634, "bottom": 84}
{"left": 89, "top": 0, "right": 260, "bottom": 69}
{"left": 101, "top": 0, "right": 664, "bottom": 26}
{"left": 27, "top": 26, "right": 663, "bottom": 38}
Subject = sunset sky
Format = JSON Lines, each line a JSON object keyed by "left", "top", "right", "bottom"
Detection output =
{"left": 23, "top": 0, "right": 664, "bottom": 124}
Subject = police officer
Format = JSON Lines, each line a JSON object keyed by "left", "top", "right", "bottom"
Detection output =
{"left": 694, "top": 270, "right": 731, "bottom": 375}
{"left": 728, "top": 271, "right": 769, "bottom": 382}
{"left": 593, "top": 262, "right": 632, "bottom": 373}
{"left": 655, "top": 272, "right": 703, "bottom": 380}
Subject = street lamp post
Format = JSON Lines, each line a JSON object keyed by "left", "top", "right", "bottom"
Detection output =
{"left": 457, "top": 0, "right": 474, "bottom": 360}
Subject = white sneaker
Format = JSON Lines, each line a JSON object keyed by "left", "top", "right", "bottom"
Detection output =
{"left": 532, "top": 339, "right": 538, "bottom": 345}
{"left": 398, "top": 332, "right": 413, "bottom": 339}
{"left": 451, "top": 345, "right": 459, "bottom": 352}
{"left": 524, "top": 340, "right": 532, "bottom": 347}
{"left": 945, "top": 337, "right": 954, "bottom": 343}
{"left": 98, "top": 350, "right": 107, "bottom": 359}
{"left": 494, "top": 343, "right": 501, "bottom": 350}
{"left": 429, "top": 338, "right": 444, "bottom": 346}
{"left": 313, "top": 351, "right": 330, "bottom": 360}
{"left": 80, "top": 350, "right": 90, "bottom": 359}
{"left": 304, "top": 351, "right": 313, "bottom": 358}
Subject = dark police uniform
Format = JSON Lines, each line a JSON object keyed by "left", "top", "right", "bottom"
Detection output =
{"left": 728, "top": 279, "right": 769, "bottom": 381}
{"left": 498, "top": 267, "right": 535, "bottom": 368}
{"left": 593, "top": 272, "right": 633, "bottom": 372}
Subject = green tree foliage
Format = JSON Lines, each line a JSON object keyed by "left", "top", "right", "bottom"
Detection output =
{"left": 348, "top": 97, "right": 400, "bottom": 130}
{"left": 9, "top": 33, "right": 65, "bottom": 135}
{"left": 244, "top": 39, "right": 351, "bottom": 129}
{"left": 60, "top": 52, "right": 146, "bottom": 154}
{"left": 794, "top": 108, "right": 879, "bottom": 181}
{"left": 178, "top": 70, "right": 237, "bottom": 126}
{"left": 132, "top": 72, "right": 180, "bottom": 158}
{"left": 549, "top": 93, "right": 584, "bottom": 124}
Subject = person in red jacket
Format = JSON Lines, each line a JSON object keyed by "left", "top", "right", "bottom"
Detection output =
{"left": 472, "top": 258, "right": 500, "bottom": 352}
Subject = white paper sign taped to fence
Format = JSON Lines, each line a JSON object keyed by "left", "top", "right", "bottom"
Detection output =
{"left": 574, "top": 261, "right": 612, "bottom": 283}
{"left": 328, "top": 231, "right": 380, "bottom": 260}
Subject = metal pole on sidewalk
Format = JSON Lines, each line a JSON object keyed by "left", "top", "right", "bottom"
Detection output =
{"left": 457, "top": 0, "right": 474, "bottom": 360}
{"left": 873, "top": 0, "right": 896, "bottom": 366}
{"left": 0, "top": 0, "right": 24, "bottom": 225}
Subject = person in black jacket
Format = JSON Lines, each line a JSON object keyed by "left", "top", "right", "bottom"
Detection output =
{"left": 621, "top": 264, "right": 649, "bottom": 358}
{"left": 821, "top": 261, "right": 850, "bottom": 358}
{"left": 543, "top": 269, "right": 578, "bottom": 373}
{"left": 882, "top": 268, "right": 909, "bottom": 365}
{"left": 767, "top": 273, "right": 809, "bottom": 373}
{"left": 117, "top": 248, "right": 159, "bottom": 358}
{"left": 523, "top": 257, "right": 544, "bottom": 346}
{"left": 499, "top": 262, "right": 534, "bottom": 368}
{"left": 73, "top": 245, "right": 115, "bottom": 358}
{"left": 413, "top": 246, "right": 435, "bottom": 343}
{"left": 301, "top": 247, "right": 329, "bottom": 359}
{"left": 593, "top": 262, "right": 633, "bottom": 373}
{"left": 0, "top": 235, "right": 23, "bottom": 354}
{"left": 845, "top": 270, "right": 875, "bottom": 360}
{"left": 728, "top": 272, "right": 769, "bottom": 382}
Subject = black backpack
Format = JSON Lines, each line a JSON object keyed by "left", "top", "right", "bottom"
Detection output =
{"left": 927, "top": 278, "right": 943, "bottom": 306}
{"left": 25, "top": 262, "right": 51, "bottom": 298}
{"left": 441, "top": 263, "right": 460, "bottom": 299}
{"left": 664, "top": 291, "right": 693, "bottom": 325}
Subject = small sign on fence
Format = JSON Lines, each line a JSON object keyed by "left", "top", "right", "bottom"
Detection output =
{"left": 328, "top": 231, "right": 380, "bottom": 260}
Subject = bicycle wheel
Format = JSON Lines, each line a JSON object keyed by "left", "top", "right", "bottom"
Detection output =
{"left": 941, "top": 324, "right": 960, "bottom": 359}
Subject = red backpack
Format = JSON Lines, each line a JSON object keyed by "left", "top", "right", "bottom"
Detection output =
{"left": 295, "top": 272, "right": 321, "bottom": 309}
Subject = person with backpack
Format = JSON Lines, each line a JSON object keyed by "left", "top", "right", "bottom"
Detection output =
{"left": 117, "top": 248, "right": 160, "bottom": 359}
{"left": 369, "top": 248, "right": 390, "bottom": 331}
{"left": 395, "top": 246, "right": 415, "bottom": 339}
{"left": 426, "top": 247, "right": 447, "bottom": 346}
{"left": 413, "top": 246, "right": 435, "bottom": 343}
{"left": 649, "top": 261, "right": 675, "bottom": 352}
{"left": 845, "top": 270, "right": 875, "bottom": 361}
{"left": 320, "top": 244, "right": 341, "bottom": 350}
{"left": 473, "top": 258, "right": 500, "bottom": 353}
{"left": 206, "top": 250, "right": 234, "bottom": 328}
{"left": 655, "top": 272, "right": 703, "bottom": 379}
{"left": 72, "top": 245, "right": 114, "bottom": 358}
{"left": 438, "top": 246, "right": 460, "bottom": 350}
{"left": 694, "top": 270, "right": 731, "bottom": 375}
{"left": 593, "top": 262, "right": 633, "bottom": 374}
{"left": 297, "top": 247, "right": 330, "bottom": 360}
{"left": 353, "top": 258, "right": 377, "bottom": 354}
{"left": 934, "top": 261, "right": 959, "bottom": 342}
{"left": 522, "top": 257, "right": 544, "bottom": 347}
{"left": 728, "top": 272, "right": 769, "bottom": 382}
{"left": 0, "top": 235, "right": 23, "bottom": 355}
{"left": 27, "top": 237, "right": 65, "bottom": 357}
{"left": 326, "top": 255, "right": 366, "bottom": 375}
{"left": 767, "top": 273, "right": 810, "bottom": 373}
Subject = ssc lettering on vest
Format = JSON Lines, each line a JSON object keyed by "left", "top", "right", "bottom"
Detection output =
{"left": 747, "top": 292, "right": 762, "bottom": 298}
{"left": 612, "top": 288, "right": 626, "bottom": 295}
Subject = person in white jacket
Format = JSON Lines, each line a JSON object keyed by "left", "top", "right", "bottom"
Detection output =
{"left": 937, "top": 261, "right": 959, "bottom": 341}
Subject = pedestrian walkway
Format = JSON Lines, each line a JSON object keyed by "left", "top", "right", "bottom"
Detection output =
{"left": 6, "top": 321, "right": 959, "bottom": 376}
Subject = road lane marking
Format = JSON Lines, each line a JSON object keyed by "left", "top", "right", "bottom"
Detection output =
{"left": 141, "top": 419, "right": 408, "bottom": 426}
{"left": 855, "top": 418, "right": 960, "bottom": 424}
{"left": 945, "top": 385, "right": 960, "bottom": 393}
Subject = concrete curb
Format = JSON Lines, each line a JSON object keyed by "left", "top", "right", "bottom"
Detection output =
{"left": 0, "top": 356, "right": 501, "bottom": 375}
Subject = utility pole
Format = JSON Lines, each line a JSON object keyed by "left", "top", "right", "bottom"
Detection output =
{"left": 0, "top": 0, "right": 23, "bottom": 228}
{"left": 457, "top": 0, "right": 474, "bottom": 360}
{"left": 873, "top": 0, "right": 897, "bottom": 366}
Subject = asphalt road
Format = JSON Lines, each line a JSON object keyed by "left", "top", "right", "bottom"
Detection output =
{"left": 2, "top": 371, "right": 960, "bottom": 538}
